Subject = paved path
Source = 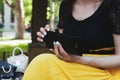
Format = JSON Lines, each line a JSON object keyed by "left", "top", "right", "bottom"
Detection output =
{"left": 0, "top": 40, "right": 31, "bottom": 45}
{"left": 0, "top": 31, "right": 32, "bottom": 45}
{"left": 2, "top": 31, "right": 31, "bottom": 38}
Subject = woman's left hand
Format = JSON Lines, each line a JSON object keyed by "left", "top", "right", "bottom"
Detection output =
{"left": 53, "top": 41, "right": 80, "bottom": 62}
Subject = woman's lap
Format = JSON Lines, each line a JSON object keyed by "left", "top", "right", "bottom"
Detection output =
{"left": 22, "top": 53, "right": 120, "bottom": 80}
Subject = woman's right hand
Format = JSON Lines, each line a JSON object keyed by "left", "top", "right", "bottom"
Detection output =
{"left": 36, "top": 24, "right": 50, "bottom": 42}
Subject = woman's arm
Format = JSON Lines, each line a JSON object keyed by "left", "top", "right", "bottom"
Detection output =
{"left": 53, "top": 0, "right": 120, "bottom": 69}
{"left": 72, "top": 34, "right": 120, "bottom": 69}
{"left": 53, "top": 34, "right": 120, "bottom": 69}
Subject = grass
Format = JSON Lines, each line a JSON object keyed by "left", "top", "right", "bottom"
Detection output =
{"left": 0, "top": 29, "right": 3, "bottom": 32}
{"left": 0, "top": 44, "right": 28, "bottom": 60}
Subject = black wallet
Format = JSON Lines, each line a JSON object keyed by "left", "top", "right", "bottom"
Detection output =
{"left": 44, "top": 31, "right": 82, "bottom": 56}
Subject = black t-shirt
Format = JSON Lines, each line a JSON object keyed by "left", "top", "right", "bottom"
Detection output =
{"left": 57, "top": 0, "right": 120, "bottom": 49}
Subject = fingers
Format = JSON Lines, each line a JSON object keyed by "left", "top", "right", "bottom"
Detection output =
{"left": 53, "top": 41, "right": 62, "bottom": 58}
{"left": 36, "top": 27, "right": 46, "bottom": 42}
{"left": 45, "top": 24, "right": 50, "bottom": 31}
{"left": 37, "top": 31, "right": 44, "bottom": 42}
{"left": 56, "top": 41, "right": 68, "bottom": 56}
{"left": 53, "top": 41, "right": 69, "bottom": 60}
{"left": 40, "top": 27, "right": 47, "bottom": 35}
{"left": 36, "top": 24, "right": 50, "bottom": 42}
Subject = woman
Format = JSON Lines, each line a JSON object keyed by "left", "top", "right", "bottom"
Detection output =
{"left": 23, "top": 0, "right": 120, "bottom": 80}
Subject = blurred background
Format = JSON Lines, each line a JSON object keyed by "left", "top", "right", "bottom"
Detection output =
{"left": 0, "top": 0, "right": 61, "bottom": 59}
{"left": 0, "top": 0, "right": 62, "bottom": 79}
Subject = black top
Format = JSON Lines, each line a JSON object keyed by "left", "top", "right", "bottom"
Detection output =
{"left": 57, "top": 0, "right": 120, "bottom": 49}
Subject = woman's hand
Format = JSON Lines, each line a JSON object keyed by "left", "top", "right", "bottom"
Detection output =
{"left": 36, "top": 25, "right": 80, "bottom": 62}
{"left": 36, "top": 24, "right": 50, "bottom": 42}
{"left": 53, "top": 41, "right": 80, "bottom": 62}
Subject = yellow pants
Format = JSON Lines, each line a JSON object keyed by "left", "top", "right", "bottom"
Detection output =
{"left": 22, "top": 53, "right": 120, "bottom": 80}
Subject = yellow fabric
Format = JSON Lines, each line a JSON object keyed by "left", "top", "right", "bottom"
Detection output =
{"left": 22, "top": 53, "right": 120, "bottom": 80}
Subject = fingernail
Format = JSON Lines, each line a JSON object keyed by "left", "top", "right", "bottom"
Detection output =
{"left": 49, "top": 49, "right": 53, "bottom": 51}
{"left": 43, "top": 32, "right": 47, "bottom": 35}
{"left": 46, "top": 28, "right": 50, "bottom": 31}
{"left": 45, "top": 24, "right": 50, "bottom": 31}
{"left": 55, "top": 41, "right": 60, "bottom": 45}
{"left": 40, "top": 39, "right": 43, "bottom": 42}
{"left": 41, "top": 34, "right": 44, "bottom": 38}
{"left": 37, "top": 38, "right": 43, "bottom": 42}
{"left": 53, "top": 41, "right": 56, "bottom": 45}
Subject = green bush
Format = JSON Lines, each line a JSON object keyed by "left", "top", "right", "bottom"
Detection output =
{"left": 0, "top": 44, "right": 28, "bottom": 60}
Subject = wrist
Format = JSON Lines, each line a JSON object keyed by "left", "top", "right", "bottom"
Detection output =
{"left": 71, "top": 55, "right": 82, "bottom": 63}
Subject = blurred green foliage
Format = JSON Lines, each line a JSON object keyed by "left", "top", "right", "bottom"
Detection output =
{"left": 54, "top": 1, "right": 61, "bottom": 23}
{"left": 0, "top": 0, "right": 3, "bottom": 12}
{"left": 47, "top": 0, "right": 61, "bottom": 23}
{"left": 0, "top": 0, "right": 32, "bottom": 25}
{"left": 0, "top": 0, "right": 61, "bottom": 25}
{"left": 0, "top": 0, "right": 4, "bottom": 22}
{"left": 24, "top": 0, "right": 32, "bottom": 25}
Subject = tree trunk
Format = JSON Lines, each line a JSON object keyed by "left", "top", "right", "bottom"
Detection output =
{"left": 14, "top": 0, "right": 24, "bottom": 39}
{"left": 31, "top": 0, "right": 48, "bottom": 43}
{"left": 28, "top": 0, "right": 48, "bottom": 62}
{"left": 4, "top": 0, "right": 24, "bottom": 39}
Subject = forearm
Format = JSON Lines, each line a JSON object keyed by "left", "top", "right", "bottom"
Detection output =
{"left": 73, "top": 55, "right": 120, "bottom": 69}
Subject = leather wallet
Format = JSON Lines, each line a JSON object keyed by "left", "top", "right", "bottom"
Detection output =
{"left": 44, "top": 31, "right": 82, "bottom": 56}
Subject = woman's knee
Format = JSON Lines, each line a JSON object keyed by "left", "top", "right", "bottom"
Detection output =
{"left": 31, "top": 53, "right": 56, "bottom": 62}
